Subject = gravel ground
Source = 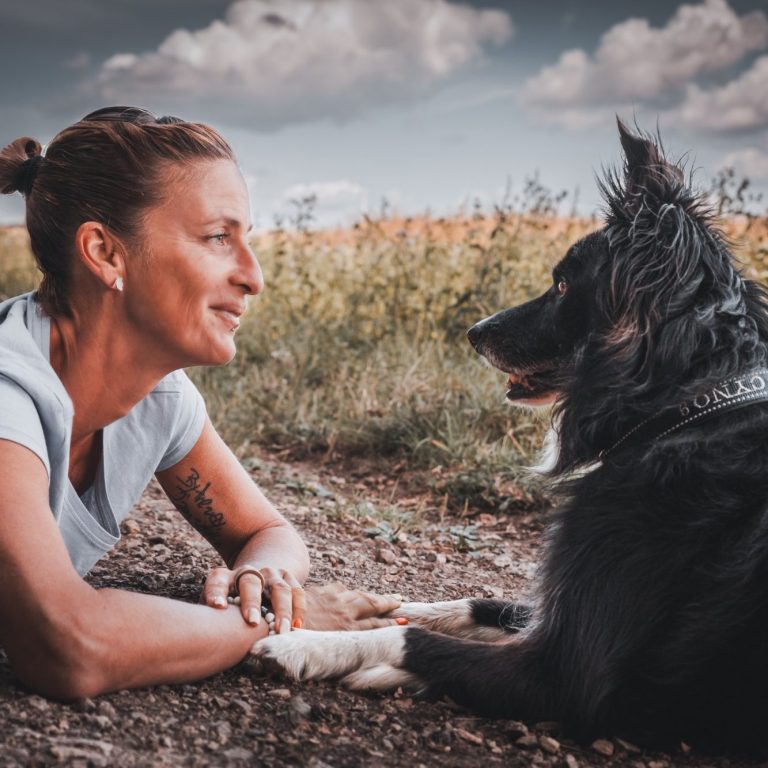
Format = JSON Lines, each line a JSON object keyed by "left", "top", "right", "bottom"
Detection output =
{"left": 0, "top": 454, "right": 761, "bottom": 767}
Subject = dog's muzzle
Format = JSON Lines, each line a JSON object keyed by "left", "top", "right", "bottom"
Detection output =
{"left": 467, "top": 318, "right": 499, "bottom": 353}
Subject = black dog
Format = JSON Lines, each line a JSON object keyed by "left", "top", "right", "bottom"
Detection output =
{"left": 255, "top": 122, "right": 768, "bottom": 753}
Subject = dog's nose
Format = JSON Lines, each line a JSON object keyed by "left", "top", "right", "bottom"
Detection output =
{"left": 467, "top": 322, "right": 485, "bottom": 350}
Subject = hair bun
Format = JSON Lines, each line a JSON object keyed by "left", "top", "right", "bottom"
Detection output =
{"left": 0, "top": 136, "right": 43, "bottom": 196}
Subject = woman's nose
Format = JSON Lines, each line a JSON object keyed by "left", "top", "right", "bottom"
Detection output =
{"left": 237, "top": 241, "right": 264, "bottom": 296}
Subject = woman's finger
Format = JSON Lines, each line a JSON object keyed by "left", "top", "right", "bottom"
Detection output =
{"left": 203, "top": 567, "right": 233, "bottom": 609}
{"left": 351, "top": 591, "right": 402, "bottom": 619}
{"left": 355, "top": 617, "right": 408, "bottom": 630}
{"left": 237, "top": 571, "right": 264, "bottom": 625}
{"left": 270, "top": 581, "right": 294, "bottom": 634}
{"left": 291, "top": 586, "right": 307, "bottom": 629}
{"left": 281, "top": 571, "right": 306, "bottom": 629}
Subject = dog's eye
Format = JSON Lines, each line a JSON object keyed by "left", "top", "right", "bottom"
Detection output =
{"left": 557, "top": 280, "right": 568, "bottom": 296}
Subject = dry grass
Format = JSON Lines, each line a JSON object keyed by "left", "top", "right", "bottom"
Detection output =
{"left": 2, "top": 197, "right": 766, "bottom": 510}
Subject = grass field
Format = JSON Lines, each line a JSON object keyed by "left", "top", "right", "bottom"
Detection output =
{"left": 2, "top": 195, "right": 766, "bottom": 512}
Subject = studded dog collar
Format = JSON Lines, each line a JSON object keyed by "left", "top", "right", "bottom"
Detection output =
{"left": 600, "top": 367, "right": 768, "bottom": 460}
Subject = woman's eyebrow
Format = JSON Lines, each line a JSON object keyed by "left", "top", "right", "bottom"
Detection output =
{"left": 203, "top": 217, "right": 254, "bottom": 232}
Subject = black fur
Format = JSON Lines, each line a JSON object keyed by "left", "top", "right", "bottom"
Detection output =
{"left": 402, "top": 121, "right": 768, "bottom": 753}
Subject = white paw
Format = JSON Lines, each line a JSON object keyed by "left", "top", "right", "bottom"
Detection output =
{"left": 342, "top": 663, "right": 422, "bottom": 692}
{"left": 252, "top": 626, "right": 409, "bottom": 682}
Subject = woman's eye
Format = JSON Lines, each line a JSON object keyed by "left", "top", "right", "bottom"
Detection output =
{"left": 210, "top": 233, "right": 228, "bottom": 246}
{"left": 557, "top": 280, "right": 568, "bottom": 296}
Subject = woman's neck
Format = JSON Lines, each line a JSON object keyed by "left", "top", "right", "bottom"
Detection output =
{"left": 49, "top": 305, "right": 173, "bottom": 442}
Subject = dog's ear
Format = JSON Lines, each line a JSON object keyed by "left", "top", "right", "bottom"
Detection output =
{"left": 617, "top": 119, "right": 662, "bottom": 174}
{"left": 616, "top": 118, "right": 683, "bottom": 207}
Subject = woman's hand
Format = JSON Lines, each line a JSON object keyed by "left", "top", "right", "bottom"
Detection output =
{"left": 303, "top": 583, "right": 405, "bottom": 631}
{"left": 202, "top": 565, "right": 306, "bottom": 634}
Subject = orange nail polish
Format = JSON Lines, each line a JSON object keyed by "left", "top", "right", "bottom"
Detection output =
{"left": 396, "top": 617, "right": 409, "bottom": 625}
{"left": 293, "top": 618, "right": 303, "bottom": 629}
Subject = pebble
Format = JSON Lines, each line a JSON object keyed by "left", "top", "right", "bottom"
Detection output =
{"left": 122, "top": 519, "right": 140, "bottom": 534}
{"left": 539, "top": 735, "right": 560, "bottom": 754}
{"left": 97, "top": 700, "right": 117, "bottom": 718}
{"left": 505, "top": 720, "right": 529, "bottom": 739}
{"left": 271, "top": 688, "right": 292, "bottom": 699}
{"left": 564, "top": 754, "right": 580, "bottom": 768}
{"left": 27, "top": 695, "right": 49, "bottom": 711}
{"left": 616, "top": 737, "right": 642, "bottom": 753}
{"left": 375, "top": 546, "right": 397, "bottom": 564}
{"left": 454, "top": 727, "right": 484, "bottom": 745}
{"left": 516, "top": 733, "right": 539, "bottom": 749}
{"left": 289, "top": 695, "right": 313, "bottom": 724}
{"left": 230, "top": 698, "right": 252, "bottom": 716}
{"left": 591, "top": 738, "right": 615, "bottom": 756}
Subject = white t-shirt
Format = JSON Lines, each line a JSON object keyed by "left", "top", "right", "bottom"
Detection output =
{"left": 0, "top": 293, "right": 206, "bottom": 575}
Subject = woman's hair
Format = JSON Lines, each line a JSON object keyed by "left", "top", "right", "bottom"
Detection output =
{"left": 0, "top": 106, "right": 235, "bottom": 316}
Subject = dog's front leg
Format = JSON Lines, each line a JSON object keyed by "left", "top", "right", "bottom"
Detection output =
{"left": 390, "top": 599, "right": 532, "bottom": 641}
{"left": 253, "top": 623, "right": 554, "bottom": 722}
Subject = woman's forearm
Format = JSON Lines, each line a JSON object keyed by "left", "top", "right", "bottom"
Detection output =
{"left": 22, "top": 589, "right": 265, "bottom": 700}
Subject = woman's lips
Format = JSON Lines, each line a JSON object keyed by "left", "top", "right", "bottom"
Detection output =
{"left": 211, "top": 307, "right": 242, "bottom": 331}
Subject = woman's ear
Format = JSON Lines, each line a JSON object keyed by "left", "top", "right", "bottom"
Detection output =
{"left": 74, "top": 221, "right": 125, "bottom": 291}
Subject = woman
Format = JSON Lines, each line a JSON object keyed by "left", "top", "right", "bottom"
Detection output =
{"left": 0, "top": 106, "right": 400, "bottom": 699}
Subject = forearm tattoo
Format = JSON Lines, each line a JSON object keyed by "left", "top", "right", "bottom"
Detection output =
{"left": 171, "top": 467, "right": 226, "bottom": 542}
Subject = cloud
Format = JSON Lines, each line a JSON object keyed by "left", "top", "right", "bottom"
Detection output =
{"left": 64, "top": 51, "right": 91, "bottom": 71}
{"left": 675, "top": 55, "right": 768, "bottom": 132}
{"left": 92, "top": 0, "right": 513, "bottom": 130}
{"left": 521, "top": 0, "right": 768, "bottom": 128}
{"left": 721, "top": 145, "right": 768, "bottom": 181}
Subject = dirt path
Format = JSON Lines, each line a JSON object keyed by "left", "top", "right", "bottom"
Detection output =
{"left": 0, "top": 455, "right": 757, "bottom": 767}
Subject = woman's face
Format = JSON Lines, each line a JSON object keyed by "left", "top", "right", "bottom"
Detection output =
{"left": 125, "top": 159, "right": 263, "bottom": 369}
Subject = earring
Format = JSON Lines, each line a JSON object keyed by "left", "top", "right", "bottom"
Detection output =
{"left": 114, "top": 276, "right": 124, "bottom": 292}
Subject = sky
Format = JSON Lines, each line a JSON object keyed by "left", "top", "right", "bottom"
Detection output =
{"left": 1, "top": 0, "right": 767, "bottom": 228}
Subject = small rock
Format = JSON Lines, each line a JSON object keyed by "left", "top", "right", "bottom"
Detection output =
{"left": 230, "top": 698, "right": 252, "bottom": 716}
{"left": 539, "top": 735, "right": 560, "bottom": 754}
{"left": 516, "top": 733, "right": 539, "bottom": 749}
{"left": 591, "top": 738, "right": 615, "bottom": 756}
{"left": 271, "top": 688, "right": 291, "bottom": 699}
{"left": 72, "top": 697, "right": 96, "bottom": 712}
{"left": 565, "top": 754, "right": 580, "bottom": 768}
{"left": 454, "top": 727, "right": 484, "bottom": 745}
{"left": 616, "top": 737, "right": 642, "bottom": 754}
{"left": 97, "top": 701, "right": 117, "bottom": 718}
{"left": 505, "top": 720, "right": 529, "bottom": 739}
{"left": 375, "top": 546, "right": 397, "bottom": 565}
{"left": 289, "top": 695, "right": 312, "bottom": 724}
{"left": 223, "top": 747, "right": 256, "bottom": 760}
{"left": 27, "top": 694, "right": 50, "bottom": 711}
{"left": 122, "top": 519, "right": 140, "bottom": 534}
{"left": 307, "top": 758, "right": 335, "bottom": 768}
{"left": 648, "top": 761, "right": 668, "bottom": 768}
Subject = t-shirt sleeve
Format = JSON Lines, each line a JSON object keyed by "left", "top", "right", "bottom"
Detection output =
{"left": 155, "top": 370, "right": 207, "bottom": 472}
{"left": 0, "top": 375, "right": 51, "bottom": 477}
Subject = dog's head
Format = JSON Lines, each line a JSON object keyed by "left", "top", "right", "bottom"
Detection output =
{"left": 469, "top": 120, "right": 768, "bottom": 471}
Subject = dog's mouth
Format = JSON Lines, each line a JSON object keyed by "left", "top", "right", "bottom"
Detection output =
{"left": 504, "top": 366, "right": 560, "bottom": 402}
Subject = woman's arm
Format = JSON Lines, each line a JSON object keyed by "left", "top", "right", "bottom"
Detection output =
{"left": 0, "top": 439, "right": 266, "bottom": 700}
{"left": 155, "top": 417, "right": 310, "bottom": 632}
